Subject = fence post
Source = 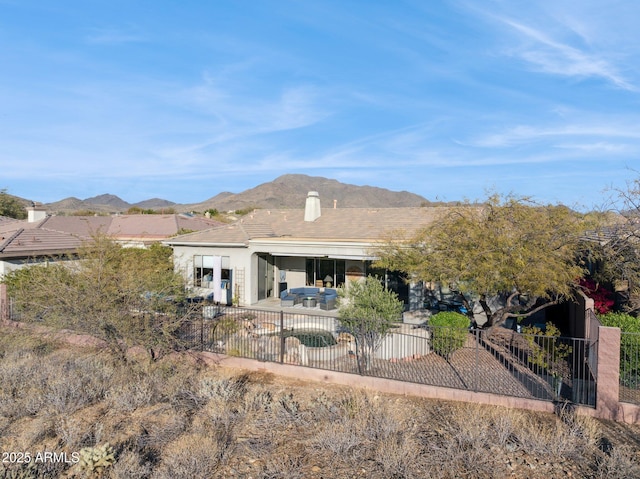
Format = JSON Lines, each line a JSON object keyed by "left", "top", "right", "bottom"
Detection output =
{"left": 595, "top": 326, "right": 621, "bottom": 420}
{"left": 0, "top": 284, "right": 7, "bottom": 321}
{"left": 279, "top": 310, "right": 285, "bottom": 364}
{"left": 474, "top": 328, "right": 479, "bottom": 392}
{"left": 200, "top": 313, "right": 204, "bottom": 352}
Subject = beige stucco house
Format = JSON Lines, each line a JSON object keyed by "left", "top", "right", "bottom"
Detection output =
{"left": 165, "top": 191, "right": 446, "bottom": 309}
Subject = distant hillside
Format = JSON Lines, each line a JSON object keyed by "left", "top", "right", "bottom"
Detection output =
{"left": 183, "top": 174, "right": 431, "bottom": 212}
{"left": 84, "top": 194, "right": 130, "bottom": 210}
{"left": 44, "top": 196, "right": 177, "bottom": 214}
{"left": 134, "top": 198, "right": 177, "bottom": 209}
{"left": 31, "top": 174, "right": 435, "bottom": 214}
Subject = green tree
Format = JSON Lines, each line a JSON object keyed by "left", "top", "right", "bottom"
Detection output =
{"left": 0, "top": 189, "right": 27, "bottom": 219}
{"left": 3, "top": 235, "right": 190, "bottom": 361}
{"left": 337, "top": 276, "right": 404, "bottom": 372}
{"left": 375, "top": 194, "right": 589, "bottom": 327}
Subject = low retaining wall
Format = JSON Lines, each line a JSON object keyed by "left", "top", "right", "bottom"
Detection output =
{"left": 198, "top": 351, "right": 559, "bottom": 415}
{"left": 195, "top": 349, "right": 640, "bottom": 424}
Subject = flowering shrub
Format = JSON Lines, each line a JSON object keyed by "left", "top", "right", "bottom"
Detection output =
{"left": 579, "top": 278, "right": 615, "bottom": 315}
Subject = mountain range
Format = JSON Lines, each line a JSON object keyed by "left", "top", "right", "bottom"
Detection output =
{"left": 29, "top": 174, "right": 438, "bottom": 214}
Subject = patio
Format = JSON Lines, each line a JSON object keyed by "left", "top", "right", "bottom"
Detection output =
{"left": 252, "top": 297, "right": 340, "bottom": 317}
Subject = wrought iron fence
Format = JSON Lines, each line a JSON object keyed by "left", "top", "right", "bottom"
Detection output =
{"left": 6, "top": 298, "right": 597, "bottom": 407}
{"left": 177, "top": 306, "right": 597, "bottom": 407}
{"left": 619, "top": 331, "right": 640, "bottom": 405}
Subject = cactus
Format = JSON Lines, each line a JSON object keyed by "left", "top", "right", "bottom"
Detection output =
{"left": 74, "top": 443, "right": 115, "bottom": 477}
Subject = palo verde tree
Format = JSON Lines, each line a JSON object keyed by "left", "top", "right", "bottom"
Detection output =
{"left": 337, "top": 275, "right": 404, "bottom": 372}
{"left": 375, "top": 194, "right": 589, "bottom": 328}
{"left": 3, "top": 235, "right": 189, "bottom": 361}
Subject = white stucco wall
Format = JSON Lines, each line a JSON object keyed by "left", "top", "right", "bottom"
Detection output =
{"left": 170, "top": 239, "right": 378, "bottom": 307}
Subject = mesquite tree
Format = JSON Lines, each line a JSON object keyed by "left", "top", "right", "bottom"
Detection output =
{"left": 375, "top": 194, "right": 590, "bottom": 327}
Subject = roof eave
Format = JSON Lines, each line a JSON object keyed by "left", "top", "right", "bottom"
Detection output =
{"left": 163, "top": 240, "right": 248, "bottom": 248}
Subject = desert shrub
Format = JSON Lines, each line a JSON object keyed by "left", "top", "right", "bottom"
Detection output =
{"left": 135, "top": 406, "right": 189, "bottom": 451}
{"left": 429, "top": 311, "right": 470, "bottom": 357}
{"left": 258, "top": 454, "right": 306, "bottom": 479}
{"left": 0, "top": 350, "right": 112, "bottom": 418}
{"left": 241, "top": 387, "right": 274, "bottom": 414}
{"left": 109, "top": 450, "right": 152, "bottom": 479}
{"left": 420, "top": 403, "right": 502, "bottom": 478}
{"left": 42, "top": 355, "right": 114, "bottom": 415}
{"left": 0, "top": 460, "right": 66, "bottom": 479}
{"left": 151, "top": 434, "right": 224, "bottom": 479}
{"left": 514, "top": 408, "right": 599, "bottom": 465}
{"left": 0, "top": 356, "right": 45, "bottom": 418}
{"left": 198, "top": 373, "right": 250, "bottom": 403}
{"left": 3, "top": 236, "right": 189, "bottom": 362}
{"left": 594, "top": 444, "right": 640, "bottom": 479}
{"left": 312, "top": 421, "right": 361, "bottom": 458}
{"left": 374, "top": 434, "right": 421, "bottom": 478}
{"left": 55, "top": 416, "right": 94, "bottom": 450}
{"left": 106, "top": 373, "right": 162, "bottom": 413}
{"left": 190, "top": 404, "right": 241, "bottom": 465}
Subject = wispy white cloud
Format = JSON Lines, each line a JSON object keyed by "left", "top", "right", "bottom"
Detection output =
{"left": 85, "top": 26, "right": 147, "bottom": 45}
{"left": 553, "top": 142, "right": 632, "bottom": 153}
{"left": 471, "top": 122, "right": 640, "bottom": 148}
{"left": 500, "top": 18, "right": 634, "bottom": 90}
{"left": 460, "top": 1, "right": 638, "bottom": 91}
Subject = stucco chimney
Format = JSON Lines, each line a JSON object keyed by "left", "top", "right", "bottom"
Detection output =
{"left": 27, "top": 204, "right": 47, "bottom": 223}
{"left": 304, "top": 191, "right": 321, "bottom": 222}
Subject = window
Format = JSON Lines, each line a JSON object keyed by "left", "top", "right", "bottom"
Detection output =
{"left": 193, "top": 255, "right": 230, "bottom": 287}
{"left": 305, "top": 258, "right": 346, "bottom": 287}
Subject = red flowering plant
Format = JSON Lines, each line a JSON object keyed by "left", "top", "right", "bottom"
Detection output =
{"left": 579, "top": 278, "right": 615, "bottom": 315}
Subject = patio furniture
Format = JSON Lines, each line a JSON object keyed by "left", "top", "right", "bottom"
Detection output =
{"left": 280, "top": 287, "right": 321, "bottom": 307}
{"left": 318, "top": 288, "right": 338, "bottom": 310}
{"left": 302, "top": 297, "right": 317, "bottom": 308}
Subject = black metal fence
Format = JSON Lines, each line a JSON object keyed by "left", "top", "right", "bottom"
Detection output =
{"left": 620, "top": 331, "right": 640, "bottom": 405}
{"left": 177, "top": 306, "right": 597, "bottom": 407}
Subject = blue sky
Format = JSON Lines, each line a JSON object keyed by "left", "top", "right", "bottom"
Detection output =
{"left": 1, "top": 1, "right": 639, "bottom": 209}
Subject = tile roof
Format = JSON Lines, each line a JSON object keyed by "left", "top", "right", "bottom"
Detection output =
{"left": 0, "top": 214, "right": 223, "bottom": 259}
{"left": 0, "top": 227, "right": 84, "bottom": 258}
{"left": 166, "top": 207, "right": 449, "bottom": 246}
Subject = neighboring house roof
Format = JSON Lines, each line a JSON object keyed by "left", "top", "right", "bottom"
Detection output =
{"left": 165, "top": 207, "right": 448, "bottom": 247}
{"left": 41, "top": 214, "right": 221, "bottom": 243}
{"left": 0, "top": 227, "right": 84, "bottom": 258}
{"left": 0, "top": 214, "right": 223, "bottom": 259}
